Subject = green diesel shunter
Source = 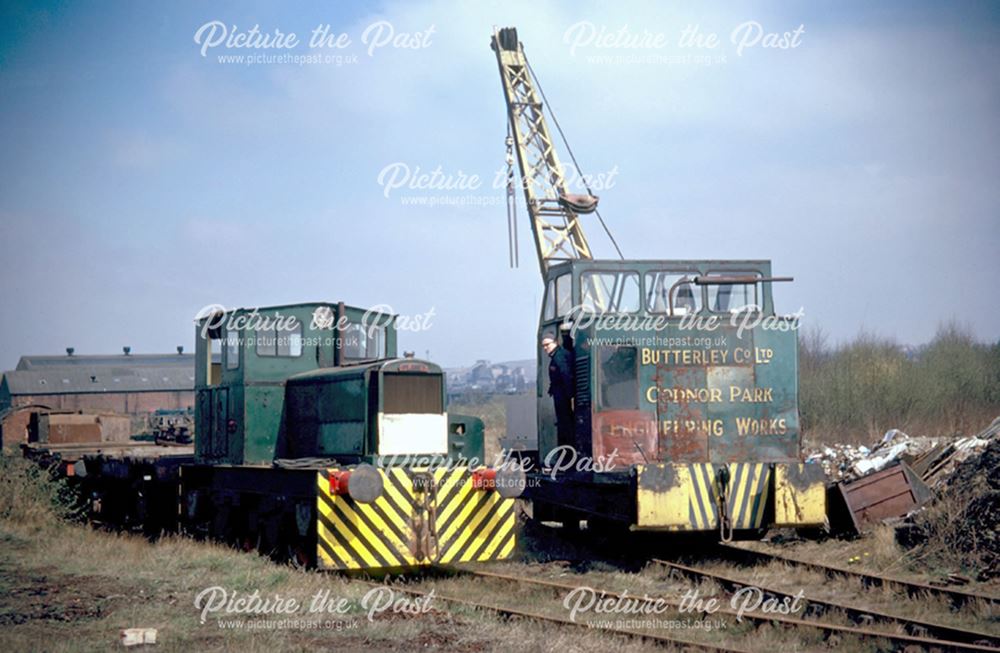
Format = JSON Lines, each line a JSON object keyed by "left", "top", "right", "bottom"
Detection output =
{"left": 182, "top": 302, "right": 520, "bottom": 569}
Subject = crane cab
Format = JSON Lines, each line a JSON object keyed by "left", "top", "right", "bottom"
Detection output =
{"left": 532, "top": 259, "right": 825, "bottom": 533}
{"left": 537, "top": 258, "right": 785, "bottom": 461}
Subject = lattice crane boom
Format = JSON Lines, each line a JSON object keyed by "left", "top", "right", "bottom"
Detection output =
{"left": 491, "top": 27, "right": 596, "bottom": 276}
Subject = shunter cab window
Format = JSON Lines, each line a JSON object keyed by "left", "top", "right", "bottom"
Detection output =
{"left": 209, "top": 337, "right": 222, "bottom": 385}
{"left": 543, "top": 273, "right": 573, "bottom": 321}
{"left": 256, "top": 320, "right": 303, "bottom": 357}
{"left": 342, "top": 323, "right": 386, "bottom": 360}
{"left": 706, "top": 271, "right": 760, "bottom": 314}
{"left": 225, "top": 329, "right": 240, "bottom": 369}
{"left": 645, "top": 271, "right": 702, "bottom": 316}
{"left": 597, "top": 346, "right": 639, "bottom": 410}
{"left": 382, "top": 373, "right": 444, "bottom": 414}
{"left": 581, "top": 271, "right": 640, "bottom": 313}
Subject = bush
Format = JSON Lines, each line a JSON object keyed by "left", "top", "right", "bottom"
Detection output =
{"left": 800, "top": 323, "right": 1000, "bottom": 441}
{"left": 0, "top": 453, "right": 80, "bottom": 531}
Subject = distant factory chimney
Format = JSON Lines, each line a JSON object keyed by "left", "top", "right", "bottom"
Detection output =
{"left": 177, "top": 346, "right": 184, "bottom": 355}
{"left": 123, "top": 346, "right": 131, "bottom": 356}
{"left": 66, "top": 347, "right": 75, "bottom": 356}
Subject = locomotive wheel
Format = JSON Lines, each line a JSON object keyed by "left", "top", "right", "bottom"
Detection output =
{"left": 239, "top": 532, "right": 259, "bottom": 553}
{"left": 210, "top": 504, "right": 238, "bottom": 544}
{"left": 257, "top": 517, "right": 282, "bottom": 560}
{"left": 280, "top": 512, "right": 315, "bottom": 569}
{"left": 286, "top": 542, "right": 312, "bottom": 570}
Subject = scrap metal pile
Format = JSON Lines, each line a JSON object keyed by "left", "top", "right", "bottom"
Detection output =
{"left": 806, "top": 417, "right": 998, "bottom": 487}
{"left": 896, "top": 429, "right": 1000, "bottom": 580}
{"left": 809, "top": 417, "right": 999, "bottom": 535}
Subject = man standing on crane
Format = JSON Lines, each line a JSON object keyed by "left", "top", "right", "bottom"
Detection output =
{"left": 542, "top": 333, "right": 575, "bottom": 449}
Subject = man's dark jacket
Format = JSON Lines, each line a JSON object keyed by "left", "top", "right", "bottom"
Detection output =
{"left": 548, "top": 346, "right": 575, "bottom": 399}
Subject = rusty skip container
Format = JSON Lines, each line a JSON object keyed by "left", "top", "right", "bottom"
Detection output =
{"left": 831, "top": 462, "right": 933, "bottom": 533}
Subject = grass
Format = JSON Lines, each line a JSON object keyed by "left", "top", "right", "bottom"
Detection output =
{"left": 737, "top": 525, "right": 1000, "bottom": 629}
{"left": 0, "top": 518, "right": 682, "bottom": 653}
{"left": 2, "top": 456, "right": 997, "bottom": 651}
{"left": 0, "top": 453, "right": 678, "bottom": 652}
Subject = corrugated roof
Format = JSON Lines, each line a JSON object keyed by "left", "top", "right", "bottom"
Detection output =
{"left": 16, "top": 353, "right": 216, "bottom": 370}
{"left": 2, "top": 366, "right": 196, "bottom": 395}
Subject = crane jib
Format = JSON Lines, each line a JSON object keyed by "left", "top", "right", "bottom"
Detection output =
{"left": 491, "top": 26, "right": 597, "bottom": 274}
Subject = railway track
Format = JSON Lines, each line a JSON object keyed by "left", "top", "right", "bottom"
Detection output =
{"left": 714, "top": 542, "right": 1000, "bottom": 608}
{"left": 353, "top": 577, "right": 751, "bottom": 652}
{"left": 652, "top": 558, "right": 999, "bottom": 651}
{"left": 420, "top": 564, "right": 999, "bottom": 652}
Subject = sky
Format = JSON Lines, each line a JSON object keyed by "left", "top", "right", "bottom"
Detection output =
{"left": 0, "top": 0, "right": 998, "bottom": 370}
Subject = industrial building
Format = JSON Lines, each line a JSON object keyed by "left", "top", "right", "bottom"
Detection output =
{"left": 0, "top": 348, "right": 202, "bottom": 446}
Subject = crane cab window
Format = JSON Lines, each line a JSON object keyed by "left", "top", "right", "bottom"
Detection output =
{"left": 597, "top": 345, "right": 639, "bottom": 410}
{"left": 706, "top": 272, "right": 760, "bottom": 314}
{"left": 581, "top": 271, "right": 640, "bottom": 313}
{"left": 645, "top": 271, "right": 701, "bottom": 316}
{"left": 543, "top": 273, "right": 573, "bottom": 321}
{"left": 256, "top": 320, "right": 303, "bottom": 357}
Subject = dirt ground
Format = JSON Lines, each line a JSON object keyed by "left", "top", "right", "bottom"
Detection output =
{"left": 1, "top": 514, "right": 998, "bottom": 653}
{"left": 0, "top": 520, "right": 670, "bottom": 653}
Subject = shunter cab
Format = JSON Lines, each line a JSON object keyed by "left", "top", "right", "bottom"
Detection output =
{"left": 195, "top": 302, "right": 395, "bottom": 465}
{"left": 194, "top": 302, "right": 484, "bottom": 464}
{"left": 531, "top": 260, "right": 826, "bottom": 537}
{"left": 189, "top": 302, "right": 520, "bottom": 569}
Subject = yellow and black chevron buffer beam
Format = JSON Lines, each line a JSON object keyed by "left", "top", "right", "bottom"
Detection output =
{"left": 635, "top": 463, "right": 769, "bottom": 532}
{"left": 433, "top": 466, "right": 523, "bottom": 565}
{"left": 316, "top": 464, "right": 524, "bottom": 571}
{"left": 636, "top": 463, "right": 722, "bottom": 530}
{"left": 317, "top": 464, "right": 422, "bottom": 570}
{"left": 636, "top": 462, "right": 825, "bottom": 533}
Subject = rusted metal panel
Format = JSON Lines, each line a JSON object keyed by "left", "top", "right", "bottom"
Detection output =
{"left": 39, "top": 413, "right": 132, "bottom": 444}
{"left": 0, "top": 405, "right": 44, "bottom": 447}
{"left": 657, "top": 364, "right": 711, "bottom": 462}
{"left": 592, "top": 409, "right": 656, "bottom": 465}
{"left": 636, "top": 463, "right": 691, "bottom": 528}
{"left": 834, "top": 462, "right": 933, "bottom": 532}
{"left": 773, "top": 463, "right": 827, "bottom": 526}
